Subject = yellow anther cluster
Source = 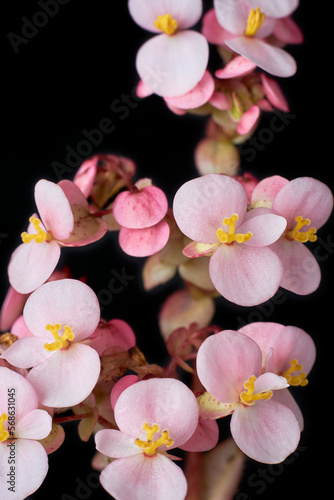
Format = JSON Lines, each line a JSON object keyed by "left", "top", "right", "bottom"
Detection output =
{"left": 217, "top": 214, "right": 252, "bottom": 244}
{"left": 240, "top": 376, "right": 272, "bottom": 406}
{"left": 44, "top": 323, "right": 75, "bottom": 352}
{"left": 283, "top": 359, "right": 308, "bottom": 387}
{"left": 154, "top": 13, "right": 178, "bottom": 35}
{"left": 286, "top": 216, "right": 317, "bottom": 243}
{"left": 21, "top": 216, "right": 52, "bottom": 244}
{"left": 0, "top": 413, "right": 9, "bottom": 442}
{"left": 245, "top": 7, "right": 265, "bottom": 36}
{"left": 134, "top": 423, "right": 174, "bottom": 456}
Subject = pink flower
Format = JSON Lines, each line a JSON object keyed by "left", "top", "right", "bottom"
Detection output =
{"left": 0, "top": 367, "right": 52, "bottom": 499}
{"left": 95, "top": 377, "right": 200, "bottom": 500}
{"left": 205, "top": 0, "right": 299, "bottom": 77}
{"left": 173, "top": 174, "right": 287, "bottom": 306}
{"left": 89, "top": 318, "right": 136, "bottom": 356}
{"left": 196, "top": 329, "right": 301, "bottom": 463}
{"left": 0, "top": 279, "right": 101, "bottom": 408}
{"left": 251, "top": 176, "right": 334, "bottom": 294}
{"left": 7, "top": 179, "right": 107, "bottom": 294}
{"left": 239, "top": 321, "right": 316, "bottom": 429}
{"left": 112, "top": 180, "right": 170, "bottom": 257}
{"left": 128, "top": 0, "right": 209, "bottom": 97}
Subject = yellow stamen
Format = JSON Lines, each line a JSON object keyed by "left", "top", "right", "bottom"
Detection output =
{"left": 283, "top": 359, "right": 308, "bottom": 387}
{"left": 154, "top": 13, "right": 178, "bottom": 35}
{"left": 0, "top": 413, "right": 9, "bottom": 442}
{"left": 134, "top": 423, "right": 174, "bottom": 456}
{"left": 240, "top": 375, "right": 272, "bottom": 406}
{"left": 245, "top": 7, "right": 265, "bottom": 36}
{"left": 286, "top": 216, "right": 317, "bottom": 243}
{"left": 44, "top": 323, "right": 75, "bottom": 351}
{"left": 217, "top": 214, "right": 252, "bottom": 244}
{"left": 21, "top": 216, "right": 52, "bottom": 244}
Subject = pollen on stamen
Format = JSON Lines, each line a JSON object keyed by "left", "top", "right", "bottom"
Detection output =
{"left": 134, "top": 422, "right": 174, "bottom": 456}
{"left": 154, "top": 13, "right": 178, "bottom": 35}
{"left": 21, "top": 216, "right": 52, "bottom": 244}
{"left": 44, "top": 323, "right": 75, "bottom": 352}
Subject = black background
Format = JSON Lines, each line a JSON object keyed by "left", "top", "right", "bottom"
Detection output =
{"left": 1, "top": 1, "right": 332, "bottom": 499}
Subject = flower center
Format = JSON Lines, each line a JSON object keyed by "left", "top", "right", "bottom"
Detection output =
{"left": 283, "top": 359, "right": 308, "bottom": 387}
{"left": 0, "top": 413, "right": 9, "bottom": 442}
{"left": 134, "top": 422, "right": 174, "bottom": 456}
{"left": 44, "top": 323, "right": 75, "bottom": 351}
{"left": 245, "top": 7, "right": 265, "bottom": 36}
{"left": 154, "top": 13, "right": 178, "bottom": 35}
{"left": 216, "top": 214, "right": 252, "bottom": 244}
{"left": 21, "top": 216, "right": 52, "bottom": 244}
{"left": 285, "top": 216, "right": 317, "bottom": 243}
{"left": 240, "top": 376, "right": 273, "bottom": 406}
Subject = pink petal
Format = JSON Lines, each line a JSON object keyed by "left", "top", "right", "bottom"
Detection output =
{"left": 11, "top": 315, "right": 33, "bottom": 338}
{"left": 60, "top": 205, "right": 108, "bottom": 247}
{"left": 271, "top": 238, "right": 321, "bottom": 295}
{"left": 213, "top": 0, "right": 249, "bottom": 35}
{"left": 238, "top": 212, "right": 287, "bottom": 247}
{"left": 8, "top": 240, "right": 61, "bottom": 294}
{"left": 0, "top": 286, "right": 29, "bottom": 332}
{"left": 113, "top": 186, "right": 168, "bottom": 229}
{"left": 246, "top": 0, "right": 299, "bottom": 19}
{"left": 0, "top": 337, "right": 55, "bottom": 369}
{"left": 215, "top": 56, "right": 257, "bottom": 79}
{"left": 173, "top": 174, "right": 248, "bottom": 243}
{"left": 114, "top": 378, "right": 199, "bottom": 448}
{"left": 253, "top": 372, "right": 289, "bottom": 394}
{"left": 251, "top": 175, "right": 289, "bottom": 208}
{"left": 164, "top": 71, "right": 215, "bottom": 110}
{"left": 90, "top": 319, "right": 136, "bottom": 356}
{"left": 119, "top": 221, "right": 170, "bottom": 257}
{"left": 182, "top": 241, "right": 220, "bottom": 258}
{"left": 128, "top": 0, "right": 203, "bottom": 32}
{"left": 99, "top": 453, "right": 187, "bottom": 500}
{"left": 274, "top": 16, "right": 304, "bottom": 45}
{"left": 110, "top": 375, "right": 139, "bottom": 411}
{"left": 58, "top": 179, "right": 89, "bottom": 208}
{"left": 136, "top": 80, "right": 154, "bottom": 98}
{"left": 236, "top": 105, "right": 260, "bottom": 135}
{"left": 238, "top": 322, "right": 284, "bottom": 358}
{"left": 196, "top": 330, "right": 262, "bottom": 404}
{"left": 231, "top": 399, "right": 300, "bottom": 463}
{"left": 209, "top": 244, "right": 283, "bottom": 306}
{"left": 23, "top": 279, "right": 100, "bottom": 342}
{"left": 181, "top": 417, "right": 219, "bottom": 452}
{"left": 0, "top": 367, "right": 38, "bottom": 422}
{"left": 136, "top": 30, "right": 209, "bottom": 98}
{"left": 34, "top": 179, "right": 74, "bottom": 240}
{"left": 95, "top": 429, "right": 141, "bottom": 457}
{"left": 72, "top": 156, "right": 99, "bottom": 197}
{"left": 272, "top": 177, "right": 334, "bottom": 229}
{"left": 0, "top": 438, "right": 49, "bottom": 499}
{"left": 209, "top": 91, "right": 232, "bottom": 110}
{"left": 202, "top": 8, "right": 235, "bottom": 45}
{"left": 261, "top": 73, "right": 290, "bottom": 112}
{"left": 272, "top": 390, "right": 304, "bottom": 430}
{"left": 27, "top": 343, "right": 101, "bottom": 407}
{"left": 15, "top": 409, "right": 52, "bottom": 440}
{"left": 225, "top": 36, "right": 297, "bottom": 77}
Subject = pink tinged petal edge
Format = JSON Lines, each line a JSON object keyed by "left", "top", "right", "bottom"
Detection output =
{"left": 261, "top": 73, "right": 290, "bottom": 112}
{"left": 196, "top": 330, "right": 262, "bottom": 404}
{"left": 15, "top": 408, "right": 53, "bottom": 440}
{"left": 136, "top": 30, "right": 209, "bottom": 98}
{"left": 251, "top": 175, "right": 289, "bottom": 208}
{"left": 270, "top": 238, "right": 321, "bottom": 295}
{"left": 0, "top": 367, "right": 39, "bottom": 422}
{"left": 95, "top": 429, "right": 141, "bottom": 458}
{"left": 128, "top": 0, "right": 203, "bottom": 32}
{"left": 115, "top": 378, "right": 199, "bottom": 449}
{"left": 209, "top": 244, "right": 283, "bottom": 306}
{"left": 236, "top": 105, "right": 260, "bottom": 135}
{"left": 238, "top": 322, "right": 285, "bottom": 358}
{"left": 238, "top": 213, "right": 287, "bottom": 247}
{"left": 58, "top": 179, "right": 89, "bottom": 208}
{"left": 215, "top": 56, "right": 257, "bottom": 79}
{"left": 27, "top": 343, "right": 101, "bottom": 408}
{"left": 73, "top": 156, "right": 98, "bottom": 197}
{"left": 60, "top": 205, "right": 108, "bottom": 247}
{"left": 99, "top": 453, "right": 187, "bottom": 500}
{"left": 273, "top": 16, "right": 304, "bottom": 45}
{"left": 202, "top": 8, "right": 236, "bottom": 45}
{"left": 164, "top": 71, "right": 215, "bottom": 110}
{"left": 23, "top": 278, "right": 100, "bottom": 342}
{"left": 0, "top": 286, "right": 29, "bottom": 332}
{"left": 0, "top": 337, "right": 55, "bottom": 369}
{"left": 110, "top": 374, "right": 139, "bottom": 411}
{"left": 118, "top": 221, "right": 170, "bottom": 257}
{"left": 8, "top": 239, "right": 61, "bottom": 294}
{"left": 173, "top": 174, "right": 248, "bottom": 244}
{"left": 34, "top": 179, "right": 74, "bottom": 240}
{"left": 113, "top": 186, "right": 168, "bottom": 229}
{"left": 10, "top": 315, "right": 33, "bottom": 338}
{"left": 230, "top": 399, "right": 300, "bottom": 464}
{"left": 180, "top": 417, "right": 219, "bottom": 452}
{"left": 0, "top": 438, "right": 49, "bottom": 500}
{"left": 225, "top": 37, "right": 297, "bottom": 78}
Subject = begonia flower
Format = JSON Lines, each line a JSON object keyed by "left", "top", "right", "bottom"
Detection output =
{"left": 128, "top": 0, "right": 209, "bottom": 98}
{"left": 8, "top": 179, "right": 107, "bottom": 294}
{"left": 173, "top": 174, "right": 287, "bottom": 306}
{"left": 0, "top": 367, "right": 52, "bottom": 499}
{"left": 89, "top": 318, "right": 136, "bottom": 356}
{"left": 204, "top": 0, "right": 299, "bottom": 77}
{"left": 112, "top": 179, "right": 170, "bottom": 257}
{"left": 239, "top": 321, "right": 316, "bottom": 429}
{"left": 251, "top": 176, "right": 334, "bottom": 294}
{"left": 95, "top": 377, "right": 201, "bottom": 500}
{"left": 196, "top": 329, "right": 301, "bottom": 463}
{"left": 0, "top": 279, "right": 101, "bottom": 408}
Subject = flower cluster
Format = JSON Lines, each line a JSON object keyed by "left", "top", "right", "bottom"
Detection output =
{"left": 0, "top": 1, "right": 331, "bottom": 499}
